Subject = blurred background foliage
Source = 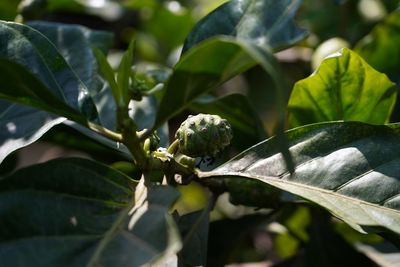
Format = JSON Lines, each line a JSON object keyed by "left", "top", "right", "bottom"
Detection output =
{"left": 1, "top": 0, "right": 400, "bottom": 266}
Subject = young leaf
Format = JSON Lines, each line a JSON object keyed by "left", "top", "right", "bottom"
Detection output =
{"left": 288, "top": 48, "right": 397, "bottom": 128}
{"left": 117, "top": 40, "right": 136, "bottom": 107}
{"left": 200, "top": 121, "right": 400, "bottom": 235}
{"left": 182, "top": 0, "right": 307, "bottom": 53}
{"left": 93, "top": 47, "right": 121, "bottom": 108}
{"left": 0, "top": 158, "right": 181, "bottom": 267}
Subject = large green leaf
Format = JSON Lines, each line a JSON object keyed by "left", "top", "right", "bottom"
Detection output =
{"left": 0, "top": 60, "right": 79, "bottom": 163}
{"left": 0, "top": 21, "right": 97, "bottom": 118}
{"left": 288, "top": 48, "right": 397, "bottom": 128}
{"left": 182, "top": 0, "right": 307, "bottom": 53}
{"left": 27, "top": 21, "right": 115, "bottom": 130}
{"left": 0, "top": 158, "right": 181, "bottom": 267}
{"left": 0, "top": 21, "right": 102, "bottom": 162}
{"left": 200, "top": 122, "right": 400, "bottom": 235}
{"left": 355, "top": 10, "right": 400, "bottom": 77}
{"left": 153, "top": 37, "right": 283, "bottom": 131}
{"left": 25, "top": 22, "right": 134, "bottom": 156}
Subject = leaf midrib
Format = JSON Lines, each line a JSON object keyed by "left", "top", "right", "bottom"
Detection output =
{"left": 200, "top": 171, "right": 400, "bottom": 215}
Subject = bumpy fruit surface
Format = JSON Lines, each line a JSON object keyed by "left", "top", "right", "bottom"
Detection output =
{"left": 175, "top": 114, "right": 233, "bottom": 157}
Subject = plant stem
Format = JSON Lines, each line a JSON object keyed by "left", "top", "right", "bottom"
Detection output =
{"left": 117, "top": 107, "right": 149, "bottom": 169}
{"left": 87, "top": 122, "right": 123, "bottom": 142}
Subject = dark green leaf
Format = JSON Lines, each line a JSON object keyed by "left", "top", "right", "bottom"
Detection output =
{"left": 355, "top": 10, "right": 400, "bottom": 76}
{"left": 25, "top": 22, "right": 132, "bottom": 156}
{"left": 27, "top": 21, "right": 116, "bottom": 130}
{"left": 27, "top": 21, "right": 114, "bottom": 80}
{"left": 0, "top": 21, "right": 98, "bottom": 119}
{"left": 0, "top": 59, "right": 85, "bottom": 122}
{"left": 0, "top": 64, "right": 68, "bottom": 163}
{"left": 0, "top": 21, "right": 103, "bottom": 162}
{"left": 153, "top": 37, "right": 283, "bottom": 131}
{"left": 182, "top": 0, "right": 307, "bottom": 53}
{"left": 176, "top": 209, "right": 210, "bottom": 266}
{"left": 190, "top": 94, "right": 267, "bottom": 151}
{"left": 288, "top": 48, "right": 397, "bottom": 127}
{"left": 200, "top": 121, "right": 400, "bottom": 235}
{"left": 0, "top": 158, "right": 181, "bottom": 267}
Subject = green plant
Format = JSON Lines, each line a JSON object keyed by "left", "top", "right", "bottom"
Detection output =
{"left": 0, "top": 0, "right": 400, "bottom": 266}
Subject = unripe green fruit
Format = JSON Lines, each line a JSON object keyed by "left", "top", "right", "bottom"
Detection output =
{"left": 175, "top": 114, "right": 233, "bottom": 157}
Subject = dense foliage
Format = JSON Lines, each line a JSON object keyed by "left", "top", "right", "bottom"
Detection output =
{"left": 0, "top": 0, "right": 400, "bottom": 266}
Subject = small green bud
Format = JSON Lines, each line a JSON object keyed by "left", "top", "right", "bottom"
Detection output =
{"left": 140, "top": 130, "right": 160, "bottom": 152}
{"left": 175, "top": 114, "right": 233, "bottom": 157}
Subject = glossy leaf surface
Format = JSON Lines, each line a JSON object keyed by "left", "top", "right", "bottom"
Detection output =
{"left": 28, "top": 21, "right": 116, "bottom": 130}
{"left": 0, "top": 158, "right": 181, "bottom": 267}
{"left": 26, "top": 22, "right": 132, "bottom": 156}
{"left": 201, "top": 122, "right": 400, "bottom": 235}
{"left": 0, "top": 21, "right": 97, "bottom": 118}
{"left": 182, "top": 0, "right": 307, "bottom": 53}
{"left": 288, "top": 48, "right": 397, "bottom": 127}
{"left": 0, "top": 21, "right": 100, "bottom": 162}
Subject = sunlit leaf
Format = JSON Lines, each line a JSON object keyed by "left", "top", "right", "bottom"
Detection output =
{"left": 201, "top": 122, "right": 400, "bottom": 235}
{"left": 288, "top": 48, "right": 397, "bottom": 127}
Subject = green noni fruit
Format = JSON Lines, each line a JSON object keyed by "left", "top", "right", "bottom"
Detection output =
{"left": 175, "top": 114, "right": 233, "bottom": 157}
